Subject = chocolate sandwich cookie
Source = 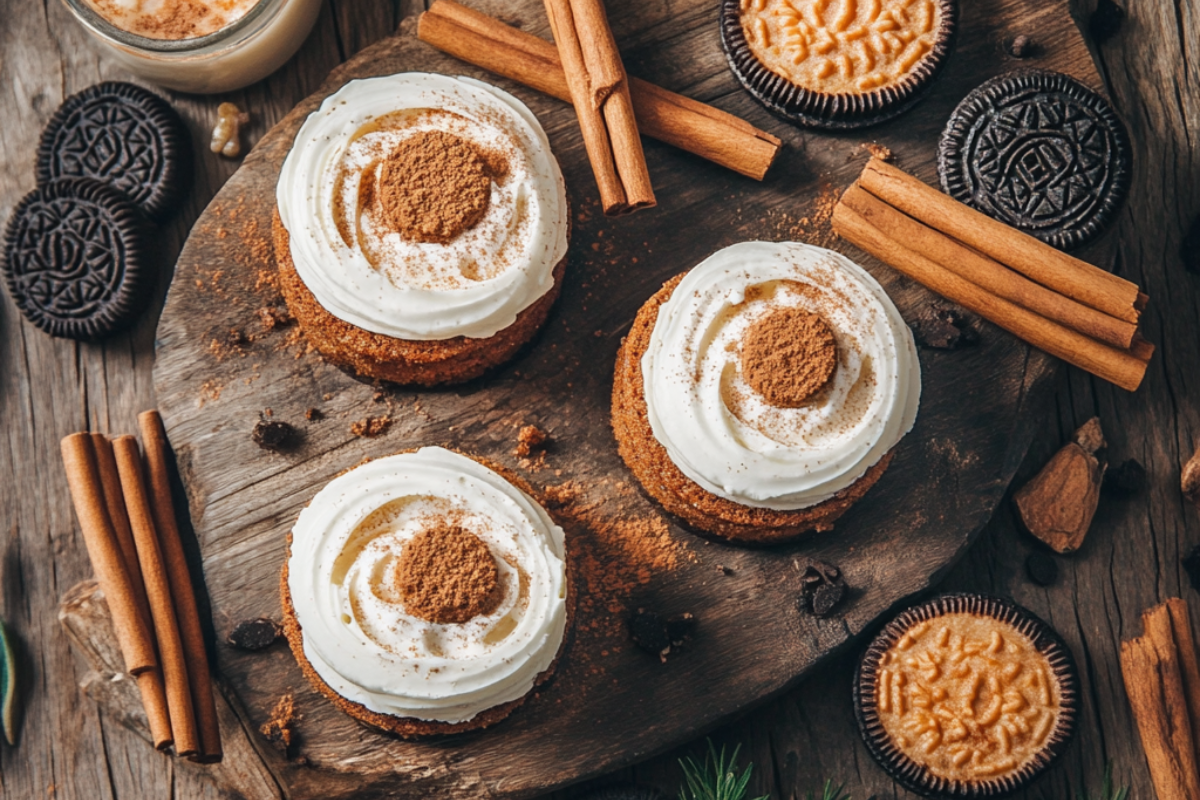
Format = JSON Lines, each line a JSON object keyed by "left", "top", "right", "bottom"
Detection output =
{"left": 854, "top": 593, "right": 1079, "bottom": 799}
{"left": 3, "top": 178, "right": 152, "bottom": 340}
{"left": 37, "top": 82, "right": 188, "bottom": 221}
{"left": 938, "top": 69, "right": 1131, "bottom": 251}
{"left": 721, "top": 0, "right": 958, "bottom": 130}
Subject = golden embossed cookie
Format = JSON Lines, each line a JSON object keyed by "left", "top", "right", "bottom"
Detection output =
{"left": 855, "top": 594, "right": 1079, "bottom": 797}
{"left": 720, "top": 0, "right": 959, "bottom": 129}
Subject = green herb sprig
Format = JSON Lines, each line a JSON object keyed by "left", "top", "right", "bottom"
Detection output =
{"left": 804, "top": 779, "right": 850, "bottom": 800}
{"left": 678, "top": 739, "right": 768, "bottom": 800}
{"left": 1075, "top": 763, "right": 1128, "bottom": 800}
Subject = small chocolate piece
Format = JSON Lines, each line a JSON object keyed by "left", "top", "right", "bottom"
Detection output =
{"left": 797, "top": 559, "right": 848, "bottom": 617}
{"left": 630, "top": 609, "right": 670, "bottom": 660}
{"left": 1102, "top": 458, "right": 1146, "bottom": 496}
{"left": 1183, "top": 215, "right": 1200, "bottom": 275}
{"left": 37, "top": 82, "right": 189, "bottom": 221}
{"left": 228, "top": 618, "right": 282, "bottom": 651}
{"left": 3, "top": 178, "right": 152, "bottom": 340}
{"left": 252, "top": 418, "right": 299, "bottom": 451}
{"left": 1007, "top": 34, "right": 1035, "bottom": 59}
{"left": 911, "top": 305, "right": 979, "bottom": 350}
{"left": 575, "top": 785, "right": 668, "bottom": 800}
{"left": 1025, "top": 552, "right": 1059, "bottom": 586}
{"left": 939, "top": 69, "right": 1132, "bottom": 251}
{"left": 1183, "top": 545, "right": 1200, "bottom": 593}
{"left": 1089, "top": 0, "right": 1125, "bottom": 45}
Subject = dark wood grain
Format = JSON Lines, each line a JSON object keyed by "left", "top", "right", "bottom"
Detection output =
{"left": 147, "top": 1, "right": 1104, "bottom": 798}
{"left": 2, "top": 0, "right": 1196, "bottom": 799}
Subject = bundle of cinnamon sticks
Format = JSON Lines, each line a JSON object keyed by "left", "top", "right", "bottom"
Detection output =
{"left": 60, "top": 411, "right": 221, "bottom": 762}
{"left": 1121, "top": 599, "right": 1200, "bottom": 800}
{"left": 832, "top": 158, "right": 1152, "bottom": 392}
{"left": 416, "top": 0, "right": 781, "bottom": 197}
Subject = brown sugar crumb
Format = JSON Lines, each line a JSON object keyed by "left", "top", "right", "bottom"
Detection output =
{"left": 259, "top": 693, "right": 296, "bottom": 753}
{"left": 861, "top": 142, "right": 894, "bottom": 162}
{"left": 257, "top": 305, "right": 293, "bottom": 331}
{"left": 350, "top": 415, "right": 392, "bottom": 438}
{"left": 378, "top": 130, "right": 503, "bottom": 243}
{"left": 396, "top": 522, "right": 502, "bottom": 624}
{"left": 515, "top": 424, "right": 548, "bottom": 457}
{"left": 741, "top": 307, "right": 837, "bottom": 407}
{"left": 305, "top": 407, "right": 323, "bottom": 421}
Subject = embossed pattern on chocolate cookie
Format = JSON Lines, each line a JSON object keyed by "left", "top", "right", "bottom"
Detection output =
{"left": 938, "top": 69, "right": 1131, "bottom": 251}
{"left": 3, "top": 178, "right": 152, "bottom": 340}
{"left": 37, "top": 82, "right": 188, "bottom": 220}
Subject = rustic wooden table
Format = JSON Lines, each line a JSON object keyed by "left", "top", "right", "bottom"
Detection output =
{"left": 1, "top": 1, "right": 1197, "bottom": 799}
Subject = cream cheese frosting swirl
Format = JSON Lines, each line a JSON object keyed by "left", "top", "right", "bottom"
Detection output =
{"left": 287, "top": 447, "right": 568, "bottom": 723}
{"left": 642, "top": 241, "right": 921, "bottom": 510}
{"left": 276, "top": 73, "right": 569, "bottom": 341}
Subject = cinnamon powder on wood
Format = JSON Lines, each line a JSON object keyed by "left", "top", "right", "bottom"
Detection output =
{"left": 741, "top": 307, "right": 837, "bottom": 407}
{"left": 377, "top": 130, "right": 506, "bottom": 244}
{"left": 396, "top": 522, "right": 501, "bottom": 624}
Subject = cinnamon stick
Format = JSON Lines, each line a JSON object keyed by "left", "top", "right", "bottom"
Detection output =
{"left": 544, "top": 0, "right": 654, "bottom": 214}
{"left": 113, "top": 435, "right": 200, "bottom": 758}
{"left": 91, "top": 434, "right": 153, "bottom": 631}
{"left": 139, "top": 411, "right": 222, "bottom": 763}
{"left": 60, "top": 433, "right": 157, "bottom": 676}
{"left": 858, "top": 158, "right": 1142, "bottom": 323}
{"left": 840, "top": 184, "right": 1138, "bottom": 350}
{"left": 831, "top": 202, "right": 1151, "bottom": 391}
{"left": 1165, "top": 599, "right": 1200, "bottom": 769}
{"left": 136, "top": 670, "right": 174, "bottom": 751}
{"left": 418, "top": 2, "right": 779, "bottom": 179}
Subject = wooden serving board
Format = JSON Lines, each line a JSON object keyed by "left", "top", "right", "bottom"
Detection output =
{"left": 152, "top": 1, "right": 1110, "bottom": 797}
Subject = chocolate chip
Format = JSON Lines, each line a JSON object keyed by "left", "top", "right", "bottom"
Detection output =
{"left": 911, "top": 305, "right": 979, "bottom": 350}
{"left": 1089, "top": 0, "right": 1125, "bottom": 45}
{"left": 1182, "top": 215, "right": 1200, "bottom": 275}
{"left": 630, "top": 610, "right": 670, "bottom": 659}
{"left": 812, "top": 581, "right": 846, "bottom": 617}
{"left": 252, "top": 419, "right": 299, "bottom": 451}
{"left": 228, "top": 618, "right": 282, "bottom": 650}
{"left": 1007, "top": 34, "right": 1034, "bottom": 58}
{"left": 1184, "top": 546, "right": 1200, "bottom": 594}
{"left": 1103, "top": 459, "right": 1146, "bottom": 496}
{"left": 1025, "top": 552, "right": 1059, "bottom": 586}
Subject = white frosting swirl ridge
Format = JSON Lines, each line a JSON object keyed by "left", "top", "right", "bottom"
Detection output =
{"left": 276, "top": 73, "right": 569, "bottom": 340}
{"left": 287, "top": 447, "right": 568, "bottom": 724}
{"left": 642, "top": 241, "right": 921, "bottom": 511}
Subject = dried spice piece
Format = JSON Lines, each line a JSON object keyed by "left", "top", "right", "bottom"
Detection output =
{"left": 1007, "top": 34, "right": 1035, "bottom": 58}
{"left": 304, "top": 407, "right": 323, "bottom": 421}
{"left": 911, "top": 305, "right": 979, "bottom": 350}
{"left": 515, "top": 424, "right": 548, "bottom": 457}
{"left": 797, "top": 559, "right": 848, "bottom": 618}
{"left": 1013, "top": 418, "right": 1107, "bottom": 554}
{"left": 1089, "top": 0, "right": 1125, "bottom": 45}
{"left": 0, "top": 618, "right": 17, "bottom": 745}
{"left": 1103, "top": 458, "right": 1146, "bottom": 496}
{"left": 228, "top": 618, "right": 282, "bottom": 651}
{"left": 252, "top": 418, "right": 299, "bottom": 451}
{"left": 1184, "top": 446, "right": 1200, "bottom": 510}
{"left": 1183, "top": 216, "right": 1200, "bottom": 275}
{"left": 210, "top": 102, "right": 249, "bottom": 158}
{"left": 629, "top": 609, "right": 694, "bottom": 662}
{"left": 1025, "top": 552, "right": 1059, "bottom": 586}
{"left": 1183, "top": 546, "right": 1200, "bottom": 594}
{"left": 350, "top": 416, "right": 392, "bottom": 438}
{"left": 260, "top": 693, "right": 296, "bottom": 754}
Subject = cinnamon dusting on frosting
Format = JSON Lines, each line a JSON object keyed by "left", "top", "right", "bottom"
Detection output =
{"left": 396, "top": 521, "right": 502, "bottom": 624}
{"left": 741, "top": 306, "right": 837, "bottom": 407}
{"left": 378, "top": 130, "right": 505, "bottom": 244}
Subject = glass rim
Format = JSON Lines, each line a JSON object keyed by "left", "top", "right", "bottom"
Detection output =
{"left": 62, "top": 0, "right": 275, "bottom": 53}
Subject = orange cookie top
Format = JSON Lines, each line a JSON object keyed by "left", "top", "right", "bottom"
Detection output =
{"left": 874, "top": 612, "right": 1063, "bottom": 782}
{"left": 739, "top": 0, "right": 945, "bottom": 94}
